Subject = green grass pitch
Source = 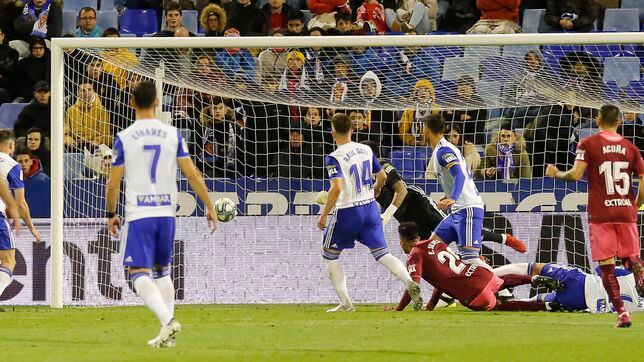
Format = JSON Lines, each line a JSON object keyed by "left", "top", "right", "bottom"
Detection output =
{"left": 1, "top": 305, "right": 642, "bottom": 361}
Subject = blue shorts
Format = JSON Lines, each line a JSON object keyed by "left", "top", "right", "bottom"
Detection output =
{"left": 323, "top": 202, "right": 386, "bottom": 251}
{"left": 434, "top": 207, "right": 483, "bottom": 248}
{"left": 0, "top": 213, "right": 14, "bottom": 250}
{"left": 122, "top": 217, "right": 175, "bottom": 268}
{"left": 539, "top": 263, "right": 587, "bottom": 311}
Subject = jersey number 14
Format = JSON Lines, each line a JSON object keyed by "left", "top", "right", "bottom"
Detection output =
{"left": 348, "top": 160, "right": 373, "bottom": 194}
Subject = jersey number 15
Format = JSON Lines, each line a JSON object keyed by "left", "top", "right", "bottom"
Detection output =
{"left": 599, "top": 161, "right": 630, "bottom": 196}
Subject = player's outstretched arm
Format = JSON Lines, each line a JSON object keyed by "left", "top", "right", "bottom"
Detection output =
{"left": 425, "top": 287, "right": 444, "bottom": 311}
{"left": 373, "top": 169, "right": 386, "bottom": 198}
{"left": 13, "top": 188, "right": 40, "bottom": 241}
{"left": 178, "top": 157, "right": 217, "bottom": 233}
{"left": 0, "top": 179, "right": 19, "bottom": 233}
{"left": 381, "top": 178, "right": 407, "bottom": 225}
{"left": 318, "top": 178, "right": 342, "bottom": 230}
{"left": 545, "top": 161, "right": 587, "bottom": 181}
{"left": 106, "top": 165, "right": 124, "bottom": 237}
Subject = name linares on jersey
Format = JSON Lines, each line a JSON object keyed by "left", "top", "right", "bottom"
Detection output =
{"left": 130, "top": 128, "right": 168, "bottom": 140}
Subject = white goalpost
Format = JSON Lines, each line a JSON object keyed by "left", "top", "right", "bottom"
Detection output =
{"left": 45, "top": 32, "right": 643, "bottom": 308}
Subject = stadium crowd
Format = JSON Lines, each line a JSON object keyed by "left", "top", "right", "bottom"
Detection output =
{"left": 0, "top": 0, "right": 641, "bottom": 184}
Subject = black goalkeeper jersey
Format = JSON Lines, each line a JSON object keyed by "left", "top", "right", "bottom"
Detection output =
{"left": 376, "top": 160, "right": 427, "bottom": 218}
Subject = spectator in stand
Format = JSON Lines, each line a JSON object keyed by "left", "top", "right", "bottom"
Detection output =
{"left": 350, "top": 109, "right": 381, "bottom": 144}
{"left": 386, "top": 0, "right": 438, "bottom": 34}
{"left": 544, "top": 0, "right": 599, "bottom": 32}
{"left": 228, "top": 0, "right": 268, "bottom": 36}
{"left": 258, "top": 29, "right": 289, "bottom": 84}
{"left": 326, "top": 10, "right": 354, "bottom": 35}
{"left": 559, "top": 51, "right": 602, "bottom": 93}
{"left": 74, "top": 7, "right": 102, "bottom": 38}
{"left": 263, "top": 0, "right": 292, "bottom": 32}
{"left": 329, "top": 54, "right": 355, "bottom": 102}
{"left": 426, "top": 123, "right": 479, "bottom": 178}
{"left": 305, "top": 27, "right": 331, "bottom": 82}
{"left": 24, "top": 127, "right": 50, "bottom": 174}
{"left": 195, "top": 96, "right": 241, "bottom": 177}
{"left": 200, "top": 3, "right": 228, "bottom": 37}
{"left": 272, "top": 128, "right": 313, "bottom": 178}
{"left": 503, "top": 50, "right": 547, "bottom": 129}
{"left": 348, "top": 46, "right": 382, "bottom": 79}
{"left": 215, "top": 28, "right": 257, "bottom": 81}
{"left": 11, "top": 0, "right": 62, "bottom": 58}
{"left": 307, "top": 0, "right": 351, "bottom": 31}
{"left": 15, "top": 37, "right": 50, "bottom": 102}
{"left": 620, "top": 111, "right": 644, "bottom": 156}
{"left": 286, "top": 9, "right": 308, "bottom": 36}
{"left": 301, "top": 107, "right": 332, "bottom": 154}
{"left": 442, "top": 75, "right": 487, "bottom": 145}
{"left": 466, "top": 0, "right": 521, "bottom": 34}
{"left": 64, "top": 81, "right": 111, "bottom": 151}
{"left": 476, "top": 123, "right": 531, "bottom": 180}
{"left": 398, "top": 79, "right": 439, "bottom": 146}
{"left": 14, "top": 81, "right": 50, "bottom": 138}
{"left": 356, "top": 0, "right": 387, "bottom": 33}
{"left": 155, "top": 3, "right": 189, "bottom": 37}
{"left": 440, "top": 0, "right": 479, "bottom": 33}
{"left": 0, "top": 27, "right": 18, "bottom": 105}
{"left": 279, "top": 50, "right": 309, "bottom": 93}
{"left": 15, "top": 147, "right": 48, "bottom": 181}
{"left": 99, "top": 28, "right": 138, "bottom": 90}
{"left": 86, "top": 57, "right": 131, "bottom": 131}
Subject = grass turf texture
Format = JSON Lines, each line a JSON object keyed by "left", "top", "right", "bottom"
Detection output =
{"left": 1, "top": 304, "right": 642, "bottom": 361}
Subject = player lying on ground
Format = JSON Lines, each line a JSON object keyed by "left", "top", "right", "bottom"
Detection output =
{"left": 360, "top": 140, "right": 526, "bottom": 253}
{"left": 494, "top": 262, "right": 643, "bottom": 313}
{"left": 317, "top": 113, "right": 423, "bottom": 312}
{"left": 106, "top": 81, "right": 217, "bottom": 347}
{"left": 386, "top": 222, "right": 554, "bottom": 312}
{"left": 420, "top": 115, "right": 490, "bottom": 270}
{"left": 0, "top": 130, "right": 41, "bottom": 298}
{"left": 546, "top": 104, "right": 644, "bottom": 327}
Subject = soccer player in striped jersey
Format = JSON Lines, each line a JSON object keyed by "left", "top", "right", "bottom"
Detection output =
{"left": 317, "top": 113, "right": 423, "bottom": 312}
{"left": 0, "top": 130, "right": 41, "bottom": 298}
{"left": 361, "top": 141, "right": 526, "bottom": 253}
{"left": 106, "top": 81, "right": 217, "bottom": 347}
{"left": 422, "top": 115, "right": 489, "bottom": 269}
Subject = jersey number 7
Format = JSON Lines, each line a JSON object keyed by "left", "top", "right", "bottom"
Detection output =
{"left": 143, "top": 144, "right": 161, "bottom": 183}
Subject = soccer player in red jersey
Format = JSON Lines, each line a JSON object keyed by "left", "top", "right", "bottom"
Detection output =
{"left": 546, "top": 104, "right": 644, "bottom": 328}
{"left": 386, "top": 222, "right": 552, "bottom": 312}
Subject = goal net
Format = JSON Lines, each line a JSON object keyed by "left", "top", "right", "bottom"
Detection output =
{"left": 27, "top": 33, "right": 644, "bottom": 307}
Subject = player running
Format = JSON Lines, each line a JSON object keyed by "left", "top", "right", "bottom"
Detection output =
{"left": 546, "top": 104, "right": 644, "bottom": 328}
{"left": 106, "top": 81, "right": 217, "bottom": 347}
{"left": 494, "top": 262, "right": 643, "bottom": 313}
{"left": 422, "top": 115, "right": 489, "bottom": 269}
{"left": 388, "top": 222, "right": 551, "bottom": 312}
{"left": 0, "top": 130, "right": 41, "bottom": 298}
{"left": 317, "top": 112, "right": 424, "bottom": 312}
{"left": 361, "top": 140, "right": 526, "bottom": 253}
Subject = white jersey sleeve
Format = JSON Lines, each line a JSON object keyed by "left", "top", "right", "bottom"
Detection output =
{"left": 432, "top": 138, "right": 483, "bottom": 211}
{"left": 113, "top": 119, "right": 190, "bottom": 221}
{"left": 584, "top": 268, "right": 644, "bottom": 313}
{"left": 0, "top": 153, "right": 23, "bottom": 215}
{"left": 325, "top": 142, "right": 382, "bottom": 209}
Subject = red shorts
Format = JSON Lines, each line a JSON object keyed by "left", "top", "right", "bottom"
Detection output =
{"left": 589, "top": 223, "right": 640, "bottom": 262}
{"left": 467, "top": 275, "right": 504, "bottom": 311}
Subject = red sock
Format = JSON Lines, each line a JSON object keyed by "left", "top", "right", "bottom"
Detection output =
{"left": 494, "top": 300, "right": 546, "bottom": 311}
{"left": 621, "top": 257, "right": 644, "bottom": 290}
{"left": 500, "top": 274, "right": 533, "bottom": 288}
{"left": 599, "top": 264, "right": 625, "bottom": 314}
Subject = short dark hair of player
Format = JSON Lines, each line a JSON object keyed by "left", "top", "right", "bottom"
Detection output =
{"left": 499, "top": 122, "right": 512, "bottom": 132}
{"left": 287, "top": 9, "right": 305, "bottom": 22}
{"left": 599, "top": 104, "right": 620, "bottom": 127}
{"left": 330, "top": 113, "right": 352, "bottom": 135}
{"left": 14, "top": 146, "right": 31, "bottom": 157}
{"left": 165, "top": 2, "right": 181, "bottom": 13}
{"left": 398, "top": 222, "right": 420, "bottom": 241}
{"left": 132, "top": 81, "right": 157, "bottom": 109}
{"left": 79, "top": 7, "right": 97, "bottom": 18}
{"left": 308, "top": 27, "right": 325, "bottom": 35}
{"left": 423, "top": 114, "right": 445, "bottom": 135}
{"left": 102, "top": 27, "right": 120, "bottom": 37}
{"left": 361, "top": 140, "right": 379, "bottom": 158}
{"left": 0, "top": 129, "right": 15, "bottom": 145}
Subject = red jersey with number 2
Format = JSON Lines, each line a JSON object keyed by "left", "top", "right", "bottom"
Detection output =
{"left": 575, "top": 131, "right": 644, "bottom": 224}
{"left": 407, "top": 240, "right": 493, "bottom": 306}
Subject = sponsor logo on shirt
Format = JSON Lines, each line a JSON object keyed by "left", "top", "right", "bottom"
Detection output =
{"left": 327, "top": 165, "right": 338, "bottom": 177}
{"left": 575, "top": 150, "right": 585, "bottom": 161}
{"left": 408, "top": 264, "right": 416, "bottom": 273}
{"left": 136, "top": 194, "right": 172, "bottom": 206}
{"left": 442, "top": 152, "right": 458, "bottom": 165}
